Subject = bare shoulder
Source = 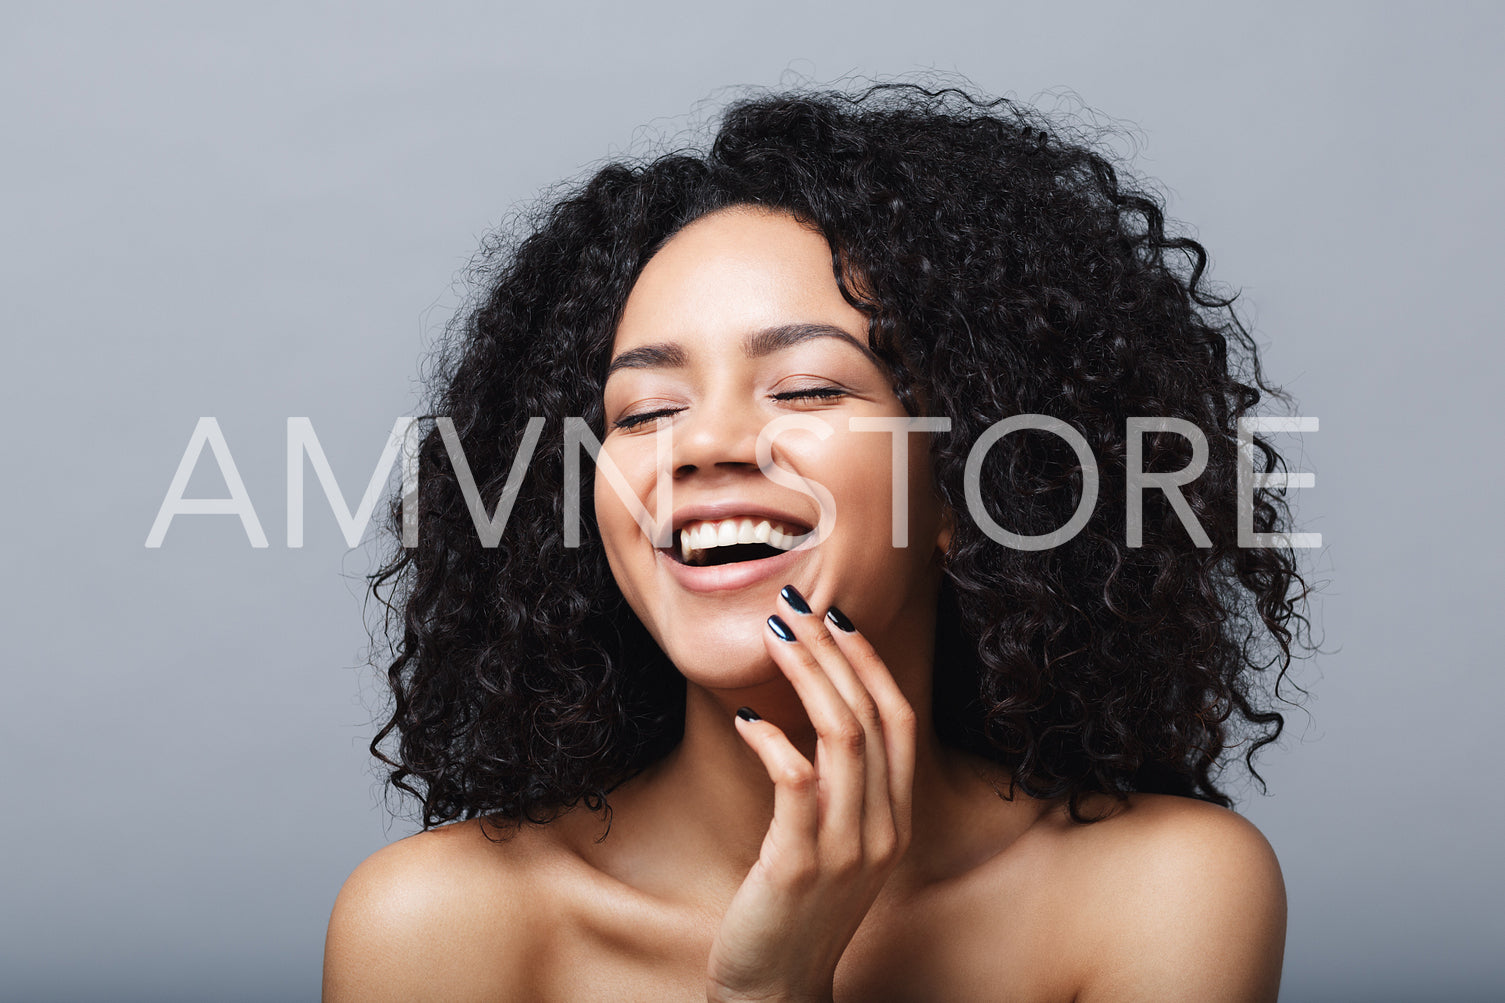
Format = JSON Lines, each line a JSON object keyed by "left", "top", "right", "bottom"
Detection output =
{"left": 1058, "top": 793, "right": 1287, "bottom": 1002}
{"left": 322, "top": 819, "right": 559, "bottom": 1002}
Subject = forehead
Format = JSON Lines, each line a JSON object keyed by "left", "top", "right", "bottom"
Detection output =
{"left": 612, "top": 206, "right": 870, "bottom": 355}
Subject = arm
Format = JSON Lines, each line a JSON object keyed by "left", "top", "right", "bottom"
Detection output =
{"left": 1076, "top": 802, "right": 1287, "bottom": 1003}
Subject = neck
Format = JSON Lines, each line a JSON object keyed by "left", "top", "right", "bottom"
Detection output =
{"left": 660, "top": 680, "right": 959, "bottom": 882}
{"left": 613, "top": 605, "right": 1032, "bottom": 903}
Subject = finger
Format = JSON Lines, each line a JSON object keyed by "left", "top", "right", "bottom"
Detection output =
{"left": 763, "top": 613, "right": 868, "bottom": 842}
{"left": 732, "top": 708, "right": 819, "bottom": 852}
{"left": 776, "top": 589, "right": 892, "bottom": 858}
{"left": 824, "top": 605, "right": 917, "bottom": 848}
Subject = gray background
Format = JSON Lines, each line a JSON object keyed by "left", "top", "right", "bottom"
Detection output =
{"left": 3, "top": 2, "right": 1500, "bottom": 1000}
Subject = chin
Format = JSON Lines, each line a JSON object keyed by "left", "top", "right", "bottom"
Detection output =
{"left": 662, "top": 619, "right": 782, "bottom": 692}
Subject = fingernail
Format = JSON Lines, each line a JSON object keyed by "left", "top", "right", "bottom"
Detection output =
{"left": 825, "top": 605, "right": 856, "bottom": 633}
{"left": 767, "top": 614, "right": 796, "bottom": 642}
{"left": 779, "top": 584, "right": 812, "bottom": 615}
{"left": 736, "top": 706, "right": 761, "bottom": 722}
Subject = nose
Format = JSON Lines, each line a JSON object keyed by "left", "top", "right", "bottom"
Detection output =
{"left": 670, "top": 391, "right": 763, "bottom": 481}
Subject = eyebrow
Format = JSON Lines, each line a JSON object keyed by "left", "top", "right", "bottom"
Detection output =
{"left": 605, "top": 322, "right": 879, "bottom": 380}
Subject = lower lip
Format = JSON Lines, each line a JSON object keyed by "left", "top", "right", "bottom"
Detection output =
{"left": 656, "top": 543, "right": 809, "bottom": 593}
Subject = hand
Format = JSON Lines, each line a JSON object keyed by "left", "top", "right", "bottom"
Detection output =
{"left": 705, "top": 586, "right": 917, "bottom": 1003}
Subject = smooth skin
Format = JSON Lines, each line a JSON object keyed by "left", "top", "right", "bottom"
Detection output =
{"left": 707, "top": 602, "right": 916, "bottom": 1002}
{"left": 324, "top": 206, "right": 1286, "bottom": 1002}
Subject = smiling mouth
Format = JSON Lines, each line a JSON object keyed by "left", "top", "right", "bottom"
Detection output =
{"left": 666, "top": 517, "right": 813, "bottom": 567}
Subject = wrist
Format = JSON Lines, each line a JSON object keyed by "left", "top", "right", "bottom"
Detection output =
{"left": 706, "top": 979, "right": 835, "bottom": 1003}
{"left": 704, "top": 987, "right": 836, "bottom": 993}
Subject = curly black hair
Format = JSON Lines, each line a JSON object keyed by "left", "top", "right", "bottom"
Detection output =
{"left": 367, "top": 80, "right": 1313, "bottom": 829}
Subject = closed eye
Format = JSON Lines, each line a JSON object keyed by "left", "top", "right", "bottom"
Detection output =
{"left": 613, "top": 387, "right": 846, "bottom": 430}
{"left": 771, "top": 387, "right": 847, "bottom": 403}
{"left": 613, "top": 407, "right": 683, "bottom": 430}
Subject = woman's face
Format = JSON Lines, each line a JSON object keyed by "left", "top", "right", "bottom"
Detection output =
{"left": 597, "top": 205, "right": 950, "bottom": 690}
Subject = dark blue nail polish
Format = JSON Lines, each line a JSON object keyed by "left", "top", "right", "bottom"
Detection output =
{"left": 767, "top": 614, "right": 796, "bottom": 642}
{"left": 779, "top": 584, "right": 812, "bottom": 615}
{"left": 825, "top": 605, "right": 856, "bottom": 633}
{"left": 736, "top": 706, "right": 761, "bottom": 721}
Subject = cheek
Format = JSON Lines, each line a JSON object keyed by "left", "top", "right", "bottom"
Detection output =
{"left": 818, "top": 433, "right": 942, "bottom": 551}
{"left": 593, "top": 443, "right": 655, "bottom": 567}
{"left": 809, "top": 433, "right": 904, "bottom": 536}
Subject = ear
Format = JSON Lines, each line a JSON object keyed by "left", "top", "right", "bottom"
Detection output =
{"left": 935, "top": 503, "right": 956, "bottom": 561}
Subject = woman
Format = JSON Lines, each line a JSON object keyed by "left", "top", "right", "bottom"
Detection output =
{"left": 325, "top": 82, "right": 1307, "bottom": 1001}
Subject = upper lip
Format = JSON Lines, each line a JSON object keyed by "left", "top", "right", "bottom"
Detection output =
{"left": 667, "top": 500, "right": 815, "bottom": 540}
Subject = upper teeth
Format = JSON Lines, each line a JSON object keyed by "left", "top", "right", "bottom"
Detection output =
{"left": 677, "top": 518, "right": 806, "bottom": 562}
